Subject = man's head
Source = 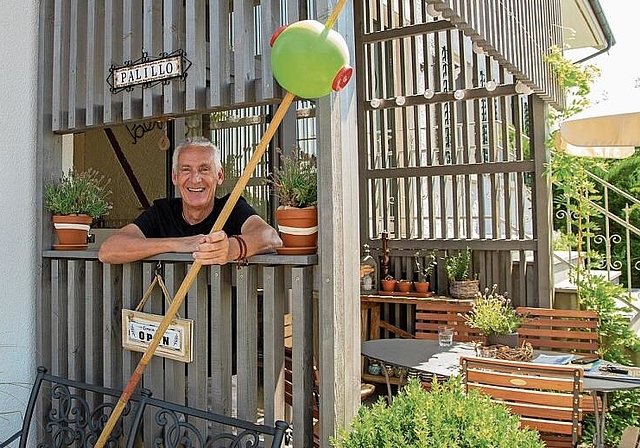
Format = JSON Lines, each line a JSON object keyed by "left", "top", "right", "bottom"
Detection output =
{"left": 172, "top": 137, "right": 224, "bottom": 213}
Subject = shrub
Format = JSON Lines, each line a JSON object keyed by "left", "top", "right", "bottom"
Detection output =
{"left": 331, "top": 377, "right": 544, "bottom": 448}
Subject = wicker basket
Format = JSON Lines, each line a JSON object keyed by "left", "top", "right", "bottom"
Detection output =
{"left": 449, "top": 280, "right": 480, "bottom": 299}
{"left": 495, "top": 341, "right": 534, "bottom": 362}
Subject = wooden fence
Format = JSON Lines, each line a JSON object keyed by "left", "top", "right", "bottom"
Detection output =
{"left": 39, "top": 250, "right": 317, "bottom": 447}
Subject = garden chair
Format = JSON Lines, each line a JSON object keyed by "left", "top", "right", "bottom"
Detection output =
{"left": 460, "top": 356, "right": 586, "bottom": 447}
{"left": 414, "top": 301, "right": 485, "bottom": 343}
{"left": 516, "top": 307, "right": 600, "bottom": 354}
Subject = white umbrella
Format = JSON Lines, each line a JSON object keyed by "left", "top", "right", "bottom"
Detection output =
{"left": 557, "top": 94, "right": 640, "bottom": 159}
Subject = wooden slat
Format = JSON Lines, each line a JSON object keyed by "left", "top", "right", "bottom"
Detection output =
{"left": 142, "top": 262, "right": 164, "bottom": 443}
{"left": 209, "top": 0, "right": 231, "bottom": 107}
{"left": 185, "top": 0, "right": 205, "bottom": 110}
{"left": 52, "top": 0, "right": 69, "bottom": 131}
{"left": 163, "top": 262, "right": 186, "bottom": 406}
{"left": 236, "top": 265, "right": 259, "bottom": 422}
{"left": 51, "top": 259, "right": 69, "bottom": 377}
{"left": 163, "top": 0, "right": 183, "bottom": 115}
{"left": 208, "top": 264, "right": 233, "bottom": 434}
{"left": 258, "top": 0, "right": 280, "bottom": 101}
{"left": 262, "top": 265, "right": 286, "bottom": 447}
{"left": 291, "top": 266, "right": 314, "bottom": 448}
{"left": 186, "top": 265, "right": 209, "bottom": 437}
{"left": 102, "top": 263, "right": 122, "bottom": 389}
{"left": 68, "top": 260, "right": 85, "bottom": 380}
{"left": 84, "top": 261, "right": 103, "bottom": 382}
{"left": 67, "top": 0, "right": 77, "bottom": 129}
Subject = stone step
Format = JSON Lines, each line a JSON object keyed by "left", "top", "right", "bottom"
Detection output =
{"left": 554, "top": 269, "right": 621, "bottom": 293}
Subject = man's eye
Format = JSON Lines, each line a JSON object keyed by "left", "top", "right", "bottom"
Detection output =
{"left": 180, "top": 168, "right": 191, "bottom": 175}
{"left": 199, "top": 168, "right": 211, "bottom": 175}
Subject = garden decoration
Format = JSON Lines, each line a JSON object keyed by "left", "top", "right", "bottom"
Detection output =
{"left": 95, "top": 2, "right": 352, "bottom": 445}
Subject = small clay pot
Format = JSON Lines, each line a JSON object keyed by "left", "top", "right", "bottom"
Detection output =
{"left": 397, "top": 280, "right": 413, "bottom": 292}
{"left": 381, "top": 279, "right": 397, "bottom": 292}
{"left": 414, "top": 281, "right": 430, "bottom": 293}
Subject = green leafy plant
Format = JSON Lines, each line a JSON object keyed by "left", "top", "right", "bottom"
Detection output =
{"left": 463, "top": 285, "right": 523, "bottom": 336}
{"left": 45, "top": 169, "right": 112, "bottom": 219}
{"left": 271, "top": 148, "right": 317, "bottom": 208}
{"left": 414, "top": 250, "right": 436, "bottom": 282}
{"left": 445, "top": 247, "right": 472, "bottom": 281}
{"left": 331, "top": 377, "right": 544, "bottom": 448}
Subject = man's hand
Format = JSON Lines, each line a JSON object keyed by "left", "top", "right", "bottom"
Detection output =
{"left": 192, "top": 231, "right": 231, "bottom": 265}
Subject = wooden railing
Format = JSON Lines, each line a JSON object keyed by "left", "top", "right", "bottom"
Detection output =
{"left": 39, "top": 250, "right": 318, "bottom": 446}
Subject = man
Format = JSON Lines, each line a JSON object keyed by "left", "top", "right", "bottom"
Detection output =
{"left": 99, "top": 137, "right": 282, "bottom": 264}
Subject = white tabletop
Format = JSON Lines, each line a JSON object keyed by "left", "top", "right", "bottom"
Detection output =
{"left": 361, "top": 338, "right": 640, "bottom": 392}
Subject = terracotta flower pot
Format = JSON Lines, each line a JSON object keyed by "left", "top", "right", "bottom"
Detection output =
{"left": 397, "top": 280, "right": 413, "bottom": 292}
{"left": 275, "top": 207, "right": 318, "bottom": 254}
{"left": 414, "top": 281, "right": 430, "bottom": 293}
{"left": 381, "top": 279, "right": 397, "bottom": 292}
{"left": 52, "top": 214, "right": 92, "bottom": 249}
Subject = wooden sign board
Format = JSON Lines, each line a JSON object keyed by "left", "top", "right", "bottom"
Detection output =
{"left": 122, "top": 310, "right": 193, "bottom": 363}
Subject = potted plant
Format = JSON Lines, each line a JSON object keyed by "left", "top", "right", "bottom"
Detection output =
{"left": 271, "top": 148, "right": 317, "bottom": 255}
{"left": 414, "top": 250, "right": 436, "bottom": 293}
{"left": 332, "top": 377, "right": 544, "bottom": 448}
{"left": 445, "top": 247, "right": 479, "bottom": 299}
{"left": 396, "top": 279, "right": 413, "bottom": 293}
{"left": 380, "top": 275, "right": 397, "bottom": 293}
{"left": 463, "top": 284, "right": 523, "bottom": 347}
{"left": 45, "top": 168, "right": 112, "bottom": 250}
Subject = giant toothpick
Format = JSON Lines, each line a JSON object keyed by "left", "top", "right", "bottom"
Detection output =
{"left": 95, "top": 1, "right": 348, "bottom": 445}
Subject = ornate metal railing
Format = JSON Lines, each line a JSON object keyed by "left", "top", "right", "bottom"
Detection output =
{"left": 39, "top": 250, "right": 317, "bottom": 446}
{"left": 555, "top": 170, "right": 640, "bottom": 325}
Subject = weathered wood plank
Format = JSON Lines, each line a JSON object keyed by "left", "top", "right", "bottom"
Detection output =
{"left": 236, "top": 264, "right": 259, "bottom": 422}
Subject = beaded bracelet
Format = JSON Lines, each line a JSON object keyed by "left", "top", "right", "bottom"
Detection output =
{"left": 231, "top": 235, "right": 248, "bottom": 268}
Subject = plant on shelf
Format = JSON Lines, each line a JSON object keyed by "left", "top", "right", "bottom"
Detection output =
{"left": 444, "top": 247, "right": 479, "bottom": 299}
{"left": 331, "top": 377, "right": 544, "bottom": 448}
{"left": 270, "top": 148, "right": 318, "bottom": 254}
{"left": 463, "top": 284, "right": 523, "bottom": 347}
{"left": 45, "top": 168, "right": 112, "bottom": 250}
{"left": 414, "top": 250, "right": 436, "bottom": 293}
{"left": 380, "top": 275, "right": 397, "bottom": 293}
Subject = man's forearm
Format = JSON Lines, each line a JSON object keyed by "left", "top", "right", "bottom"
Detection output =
{"left": 98, "top": 235, "right": 183, "bottom": 264}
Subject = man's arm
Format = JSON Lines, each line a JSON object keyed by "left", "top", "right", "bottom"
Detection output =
{"left": 98, "top": 224, "right": 203, "bottom": 264}
{"left": 193, "top": 215, "right": 282, "bottom": 265}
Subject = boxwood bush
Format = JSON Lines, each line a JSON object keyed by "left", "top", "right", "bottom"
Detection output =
{"left": 332, "top": 377, "right": 544, "bottom": 448}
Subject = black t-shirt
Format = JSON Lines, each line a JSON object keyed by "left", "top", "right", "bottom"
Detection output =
{"left": 133, "top": 194, "right": 257, "bottom": 238}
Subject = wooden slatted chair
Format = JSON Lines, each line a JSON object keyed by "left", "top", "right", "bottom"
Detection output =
{"left": 516, "top": 307, "right": 600, "bottom": 354}
{"left": 460, "top": 356, "right": 586, "bottom": 447}
{"left": 415, "top": 301, "right": 486, "bottom": 344}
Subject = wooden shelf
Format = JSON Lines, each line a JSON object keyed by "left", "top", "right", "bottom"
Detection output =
{"left": 377, "top": 291, "right": 434, "bottom": 298}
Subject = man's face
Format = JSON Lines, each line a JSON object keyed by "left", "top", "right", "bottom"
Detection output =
{"left": 172, "top": 145, "right": 224, "bottom": 211}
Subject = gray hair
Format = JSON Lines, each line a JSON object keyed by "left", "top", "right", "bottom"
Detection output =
{"left": 172, "top": 137, "right": 222, "bottom": 174}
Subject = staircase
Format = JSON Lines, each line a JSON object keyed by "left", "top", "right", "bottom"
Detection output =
{"left": 553, "top": 250, "right": 622, "bottom": 309}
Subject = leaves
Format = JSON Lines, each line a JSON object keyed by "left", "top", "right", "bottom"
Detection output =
{"left": 463, "top": 285, "right": 522, "bottom": 336}
{"left": 332, "top": 378, "right": 544, "bottom": 448}
{"left": 445, "top": 248, "right": 472, "bottom": 281}
{"left": 271, "top": 148, "right": 317, "bottom": 208}
{"left": 45, "top": 169, "right": 112, "bottom": 218}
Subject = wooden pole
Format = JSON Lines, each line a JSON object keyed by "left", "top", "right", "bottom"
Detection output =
{"left": 96, "top": 2, "right": 348, "bottom": 444}
{"left": 95, "top": 92, "right": 294, "bottom": 447}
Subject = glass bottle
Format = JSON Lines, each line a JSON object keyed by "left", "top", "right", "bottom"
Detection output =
{"left": 360, "top": 244, "right": 378, "bottom": 295}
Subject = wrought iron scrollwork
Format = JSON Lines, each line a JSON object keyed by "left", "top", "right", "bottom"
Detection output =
{"left": 39, "top": 383, "right": 132, "bottom": 447}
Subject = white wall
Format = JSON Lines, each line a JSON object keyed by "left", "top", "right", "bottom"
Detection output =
{"left": 0, "top": 0, "right": 39, "bottom": 437}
